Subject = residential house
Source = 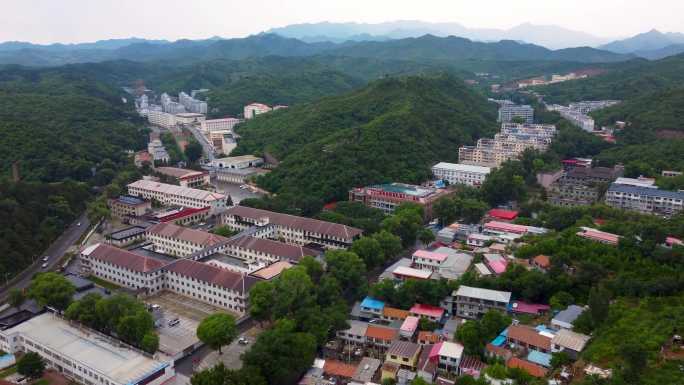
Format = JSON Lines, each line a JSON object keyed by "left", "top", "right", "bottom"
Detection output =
{"left": 382, "top": 307, "right": 410, "bottom": 324}
{"left": 452, "top": 286, "right": 512, "bottom": 319}
{"left": 336, "top": 320, "right": 368, "bottom": 346}
{"left": 360, "top": 297, "right": 385, "bottom": 319}
{"left": 366, "top": 325, "right": 399, "bottom": 351}
{"left": 410, "top": 304, "right": 445, "bottom": 323}
{"left": 508, "top": 301, "right": 551, "bottom": 317}
{"left": 435, "top": 341, "right": 464, "bottom": 373}
{"left": 551, "top": 329, "right": 591, "bottom": 359}
{"left": 576, "top": 227, "right": 620, "bottom": 245}
{"left": 386, "top": 340, "right": 422, "bottom": 370}
{"left": 400, "top": 316, "right": 419, "bottom": 340}
{"left": 531, "top": 255, "right": 551, "bottom": 271}
{"left": 507, "top": 357, "right": 548, "bottom": 378}
{"left": 506, "top": 325, "right": 552, "bottom": 353}
{"left": 416, "top": 344, "right": 438, "bottom": 383}
{"left": 551, "top": 305, "right": 586, "bottom": 330}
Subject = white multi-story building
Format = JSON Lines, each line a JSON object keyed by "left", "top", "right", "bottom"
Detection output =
{"left": 178, "top": 92, "right": 208, "bottom": 114}
{"left": 81, "top": 243, "right": 258, "bottom": 316}
{"left": 160, "top": 93, "right": 186, "bottom": 114}
{"left": 146, "top": 222, "right": 228, "bottom": 258}
{"left": 0, "top": 313, "right": 175, "bottom": 385}
{"left": 201, "top": 118, "right": 241, "bottom": 132}
{"left": 223, "top": 205, "right": 363, "bottom": 249}
{"left": 202, "top": 235, "right": 321, "bottom": 265}
{"left": 497, "top": 104, "right": 534, "bottom": 123}
{"left": 147, "top": 110, "right": 177, "bottom": 128}
{"left": 155, "top": 167, "right": 210, "bottom": 188}
{"left": 210, "top": 155, "right": 264, "bottom": 169}
{"left": 208, "top": 130, "right": 237, "bottom": 155}
{"left": 432, "top": 162, "right": 491, "bottom": 187}
{"left": 605, "top": 183, "right": 684, "bottom": 217}
{"left": 174, "top": 112, "right": 206, "bottom": 125}
{"left": 163, "top": 258, "right": 257, "bottom": 315}
{"left": 127, "top": 180, "right": 227, "bottom": 214}
{"left": 80, "top": 243, "right": 167, "bottom": 293}
{"left": 244, "top": 103, "right": 272, "bottom": 119}
{"left": 452, "top": 286, "right": 511, "bottom": 319}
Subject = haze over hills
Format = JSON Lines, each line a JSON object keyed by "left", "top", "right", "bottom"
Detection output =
{"left": 0, "top": 33, "right": 632, "bottom": 67}
{"left": 267, "top": 20, "right": 614, "bottom": 49}
{"left": 598, "top": 29, "right": 684, "bottom": 60}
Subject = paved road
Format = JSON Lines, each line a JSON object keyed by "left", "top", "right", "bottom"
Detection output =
{"left": 0, "top": 212, "right": 91, "bottom": 302}
{"left": 185, "top": 125, "right": 215, "bottom": 162}
{"left": 174, "top": 317, "right": 255, "bottom": 376}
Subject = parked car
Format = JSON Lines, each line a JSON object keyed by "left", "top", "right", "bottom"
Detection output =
{"left": 42, "top": 256, "right": 49, "bottom": 262}
{"left": 238, "top": 337, "right": 249, "bottom": 345}
{"left": 41, "top": 263, "right": 48, "bottom": 269}
{"left": 168, "top": 318, "right": 180, "bottom": 327}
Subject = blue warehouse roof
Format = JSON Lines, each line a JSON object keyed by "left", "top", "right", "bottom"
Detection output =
{"left": 360, "top": 296, "right": 385, "bottom": 311}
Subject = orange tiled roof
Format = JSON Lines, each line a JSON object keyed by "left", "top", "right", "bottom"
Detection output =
{"left": 507, "top": 357, "right": 548, "bottom": 378}
{"left": 508, "top": 325, "right": 552, "bottom": 351}
{"left": 324, "top": 360, "right": 357, "bottom": 378}
{"left": 366, "top": 325, "right": 398, "bottom": 341}
{"left": 532, "top": 254, "right": 551, "bottom": 268}
{"left": 418, "top": 331, "right": 442, "bottom": 344}
{"left": 383, "top": 307, "right": 410, "bottom": 319}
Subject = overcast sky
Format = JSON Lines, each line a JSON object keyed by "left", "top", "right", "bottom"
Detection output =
{"left": 3, "top": 0, "right": 684, "bottom": 44}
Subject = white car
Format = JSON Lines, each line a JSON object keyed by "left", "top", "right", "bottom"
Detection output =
{"left": 238, "top": 337, "right": 249, "bottom": 345}
{"left": 41, "top": 263, "right": 48, "bottom": 269}
{"left": 42, "top": 256, "right": 49, "bottom": 262}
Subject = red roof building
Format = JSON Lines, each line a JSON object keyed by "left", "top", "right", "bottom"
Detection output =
{"left": 488, "top": 209, "right": 519, "bottom": 221}
{"left": 410, "top": 304, "right": 445, "bottom": 321}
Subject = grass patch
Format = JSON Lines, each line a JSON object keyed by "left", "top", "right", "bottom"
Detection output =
{"left": 87, "top": 275, "right": 122, "bottom": 291}
{"left": 0, "top": 365, "right": 17, "bottom": 378}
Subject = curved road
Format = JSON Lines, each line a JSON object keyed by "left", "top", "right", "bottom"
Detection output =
{"left": 0, "top": 212, "right": 90, "bottom": 302}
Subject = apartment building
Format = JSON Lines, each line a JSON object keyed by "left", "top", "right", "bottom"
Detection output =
{"left": 147, "top": 110, "right": 177, "bottom": 128}
{"left": 497, "top": 104, "right": 534, "bottom": 123}
{"left": 222, "top": 205, "right": 363, "bottom": 249}
{"left": 146, "top": 222, "right": 228, "bottom": 258}
{"left": 108, "top": 195, "right": 151, "bottom": 219}
{"left": 201, "top": 118, "right": 241, "bottom": 132}
{"left": 385, "top": 341, "right": 422, "bottom": 370}
{"left": 337, "top": 320, "right": 368, "bottom": 346}
{"left": 605, "top": 183, "right": 684, "bottom": 217}
{"left": 458, "top": 124, "right": 555, "bottom": 167}
{"left": 221, "top": 235, "right": 321, "bottom": 264}
{"left": 147, "top": 139, "right": 170, "bottom": 163}
{"left": 452, "top": 286, "right": 511, "bottom": 319}
{"left": 349, "top": 183, "right": 454, "bottom": 220}
{"left": 499, "top": 123, "right": 557, "bottom": 140}
{"left": 244, "top": 103, "right": 272, "bottom": 119}
{"left": 80, "top": 243, "right": 166, "bottom": 293}
{"left": 548, "top": 166, "right": 622, "bottom": 207}
{"left": 0, "top": 313, "right": 175, "bottom": 385}
{"left": 576, "top": 227, "right": 620, "bottom": 245}
{"left": 178, "top": 92, "right": 207, "bottom": 114}
{"left": 127, "top": 180, "right": 227, "bottom": 214}
{"left": 431, "top": 162, "right": 491, "bottom": 187}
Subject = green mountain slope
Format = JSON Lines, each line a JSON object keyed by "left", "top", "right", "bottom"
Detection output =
{"left": 233, "top": 75, "right": 497, "bottom": 202}
{"left": 0, "top": 66, "right": 145, "bottom": 182}
{"left": 591, "top": 87, "right": 684, "bottom": 134}
{"left": 537, "top": 53, "right": 684, "bottom": 103}
{"left": 329, "top": 35, "right": 632, "bottom": 63}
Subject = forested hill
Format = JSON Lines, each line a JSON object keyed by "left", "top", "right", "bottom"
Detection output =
{"left": 233, "top": 75, "right": 498, "bottom": 203}
{"left": 591, "top": 88, "right": 684, "bottom": 135}
{"left": 0, "top": 65, "right": 146, "bottom": 279}
{"left": 0, "top": 66, "right": 146, "bottom": 182}
{"left": 537, "top": 53, "right": 684, "bottom": 103}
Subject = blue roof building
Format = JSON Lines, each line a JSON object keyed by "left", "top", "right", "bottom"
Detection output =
{"left": 360, "top": 297, "right": 385, "bottom": 315}
{"left": 527, "top": 350, "right": 552, "bottom": 368}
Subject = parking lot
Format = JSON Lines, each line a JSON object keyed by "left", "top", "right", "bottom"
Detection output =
{"left": 198, "top": 324, "right": 264, "bottom": 370}
{"left": 144, "top": 292, "right": 235, "bottom": 359}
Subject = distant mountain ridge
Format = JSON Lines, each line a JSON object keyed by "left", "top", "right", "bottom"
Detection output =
{"left": 267, "top": 20, "right": 614, "bottom": 49}
{"left": 0, "top": 33, "right": 632, "bottom": 67}
{"left": 600, "top": 29, "right": 684, "bottom": 58}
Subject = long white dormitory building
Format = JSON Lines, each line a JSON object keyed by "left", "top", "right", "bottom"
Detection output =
{"left": 146, "top": 222, "right": 320, "bottom": 264}
{"left": 81, "top": 243, "right": 258, "bottom": 315}
{"left": 431, "top": 162, "right": 491, "bottom": 187}
{"left": 127, "top": 180, "right": 227, "bottom": 214}
{"left": 222, "top": 205, "right": 364, "bottom": 249}
{"left": 0, "top": 313, "right": 175, "bottom": 385}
